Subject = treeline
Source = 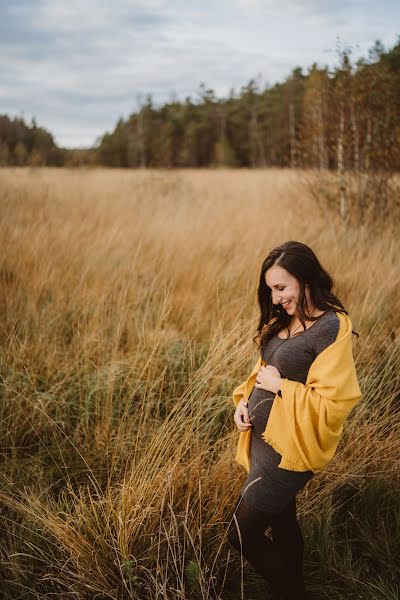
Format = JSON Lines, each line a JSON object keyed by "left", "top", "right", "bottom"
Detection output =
{"left": 0, "top": 116, "right": 65, "bottom": 166}
{"left": 97, "top": 39, "right": 400, "bottom": 172}
{"left": 1, "top": 38, "right": 399, "bottom": 173}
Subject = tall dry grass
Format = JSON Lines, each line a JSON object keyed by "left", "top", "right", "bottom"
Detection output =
{"left": 0, "top": 167, "right": 399, "bottom": 599}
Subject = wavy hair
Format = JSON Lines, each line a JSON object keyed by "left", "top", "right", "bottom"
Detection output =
{"left": 253, "top": 240, "right": 359, "bottom": 349}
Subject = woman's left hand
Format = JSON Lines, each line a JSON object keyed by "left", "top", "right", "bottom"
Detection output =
{"left": 254, "top": 365, "right": 282, "bottom": 394}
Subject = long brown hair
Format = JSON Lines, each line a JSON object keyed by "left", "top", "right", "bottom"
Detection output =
{"left": 253, "top": 240, "right": 359, "bottom": 349}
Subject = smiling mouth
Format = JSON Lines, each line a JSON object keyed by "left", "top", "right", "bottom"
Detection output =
{"left": 282, "top": 300, "right": 291, "bottom": 308}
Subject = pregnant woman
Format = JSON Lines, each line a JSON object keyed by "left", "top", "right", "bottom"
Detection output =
{"left": 227, "top": 240, "right": 362, "bottom": 600}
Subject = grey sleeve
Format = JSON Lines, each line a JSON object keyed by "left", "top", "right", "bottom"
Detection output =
{"left": 312, "top": 316, "right": 340, "bottom": 357}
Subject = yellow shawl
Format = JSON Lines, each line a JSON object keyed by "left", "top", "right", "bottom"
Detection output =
{"left": 232, "top": 311, "right": 362, "bottom": 474}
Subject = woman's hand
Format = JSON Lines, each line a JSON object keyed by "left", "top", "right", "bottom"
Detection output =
{"left": 234, "top": 398, "right": 253, "bottom": 432}
{"left": 254, "top": 365, "right": 282, "bottom": 394}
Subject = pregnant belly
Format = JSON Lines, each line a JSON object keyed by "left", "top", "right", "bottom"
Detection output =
{"left": 247, "top": 386, "right": 275, "bottom": 436}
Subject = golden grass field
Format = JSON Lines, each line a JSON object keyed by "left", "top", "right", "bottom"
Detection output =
{"left": 0, "top": 167, "right": 399, "bottom": 599}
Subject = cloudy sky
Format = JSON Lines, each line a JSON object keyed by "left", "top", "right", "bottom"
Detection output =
{"left": 1, "top": 0, "right": 399, "bottom": 148}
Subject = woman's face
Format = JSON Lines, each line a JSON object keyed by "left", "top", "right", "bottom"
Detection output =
{"left": 265, "top": 265, "right": 309, "bottom": 317}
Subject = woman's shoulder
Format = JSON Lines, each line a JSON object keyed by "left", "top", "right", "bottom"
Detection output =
{"left": 311, "top": 310, "right": 340, "bottom": 355}
{"left": 313, "top": 309, "right": 340, "bottom": 327}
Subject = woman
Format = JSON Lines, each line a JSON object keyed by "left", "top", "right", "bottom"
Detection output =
{"left": 227, "top": 241, "right": 362, "bottom": 600}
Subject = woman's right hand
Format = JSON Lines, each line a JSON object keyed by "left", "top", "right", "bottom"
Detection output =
{"left": 234, "top": 398, "right": 253, "bottom": 432}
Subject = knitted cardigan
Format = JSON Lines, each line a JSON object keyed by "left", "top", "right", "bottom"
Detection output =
{"left": 232, "top": 311, "right": 362, "bottom": 473}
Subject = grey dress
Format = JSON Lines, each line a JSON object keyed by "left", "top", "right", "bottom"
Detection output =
{"left": 240, "top": 310, "right": 340, "bottom": 513}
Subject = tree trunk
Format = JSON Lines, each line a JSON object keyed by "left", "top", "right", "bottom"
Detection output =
{"left": 318, "top": 92, "right": 327, "bottom": 170}
{"left": 337, "top": 107, "right": 348, "bottom": 224}
{"left": 289, "top": 102, "right": 296, "bottom": 168}
{"left": 364, "top": 117, "right": 371, "bottom": 171}
{"left": 350, "top": 97, "right": 359, "bottom": 172}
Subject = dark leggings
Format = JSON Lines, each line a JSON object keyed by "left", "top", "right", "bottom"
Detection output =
{"left": 227, "top": 494, "right": 307, "bottom": 599}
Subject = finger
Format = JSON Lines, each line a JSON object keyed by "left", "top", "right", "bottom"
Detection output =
{"left": 237, "top": 409, "right": 249, "bottom": 424}
{"left": 234, "top": 412, "right": 252, "bottom": 429}
{"left": 238, "top": 423, "right": 252, "bottom": 431}
{"left": 242, "top": 399, "right": 249, "bottom": 410}
{"left": 235, "top": 414, "right": 250, "bottom": 428}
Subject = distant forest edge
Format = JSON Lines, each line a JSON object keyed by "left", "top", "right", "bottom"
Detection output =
{"left": 1, "top": 39, "right": 400, "bottom": 170}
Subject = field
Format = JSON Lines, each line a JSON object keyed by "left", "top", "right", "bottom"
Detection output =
{"left": 0, "top": 167, "right": 399, "bottom": 599}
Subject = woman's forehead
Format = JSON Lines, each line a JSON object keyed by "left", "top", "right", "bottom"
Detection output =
{"left": 265, "top": 265, "right": 292, "bottom": 286}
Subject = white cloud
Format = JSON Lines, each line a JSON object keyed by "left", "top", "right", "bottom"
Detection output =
{"left": 1, "top": 0, "right": 399, "bottom": 147}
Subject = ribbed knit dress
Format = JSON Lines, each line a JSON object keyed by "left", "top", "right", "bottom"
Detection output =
{"left": 240, "top": 310, "right": 340, "bottom": 513}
